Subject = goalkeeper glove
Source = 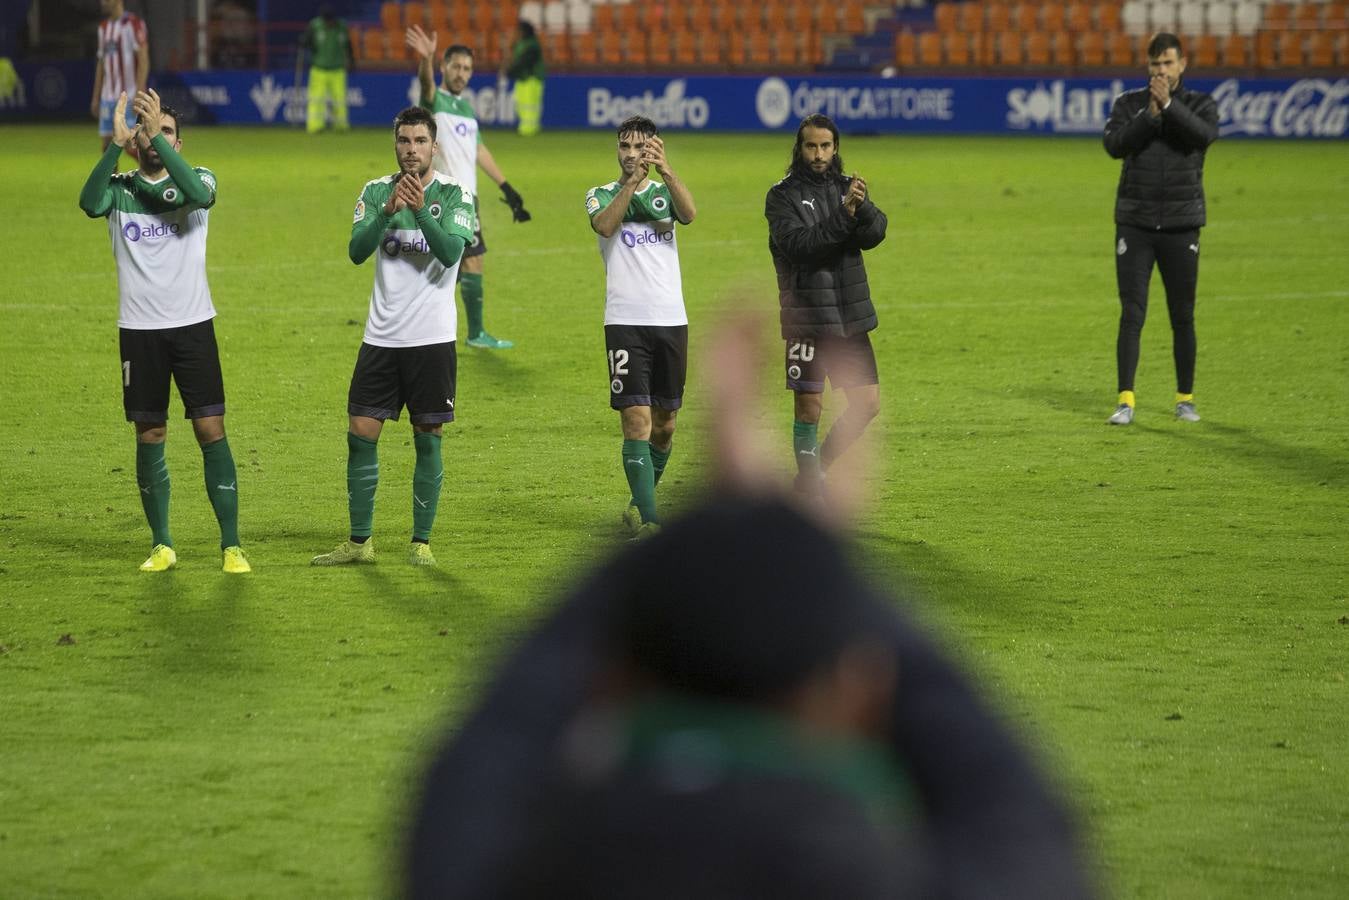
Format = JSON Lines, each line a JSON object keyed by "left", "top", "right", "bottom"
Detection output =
{"left": 499, "top": 181, "right": 531, "bottom": 222}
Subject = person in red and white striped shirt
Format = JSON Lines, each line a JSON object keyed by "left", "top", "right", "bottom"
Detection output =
{"left": 91, "top": 0, "right": 150, "bottom": 154}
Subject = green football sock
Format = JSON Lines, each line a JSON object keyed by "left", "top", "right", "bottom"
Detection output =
{"left": 136, "top": 440, "right": 173, "bottom": 547}
{"left": 347, "top": 432, "right": 379, "bottom": 540}
{"left": 411, "top": 431, "right": 443, "bottom": 542}
{"left": 651, "top": 443, "right": 672, "bottom": 487}
{"left": 200, "top": 437, "right": 240, "bottom": 549}
{"left": 793, "top": 420, "right": 821, "bottom": 480}
{"left": 623, "top": 438, "right": 658, "bottom": 524}
{"left": 460, "top": 272, "right": 485, "bottom": 337}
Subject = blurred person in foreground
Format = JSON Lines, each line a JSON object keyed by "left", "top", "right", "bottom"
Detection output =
{"left": 766, "top": 114, "right": 887, "bottom": 498}
{"left": 503, "top": 19, "right": 545, "bottom": 136}
{"left": 298, "top": 4, "right": 353, "bottom": 134}
{"left": 79, "top": 90, "right": 248, "bottom": 574}
{"left": 406, "top": 317, "right": 1096, "bottom": 899}
{"left": 1103, "top": 32, "right": 1218, "bottom": 426}
{"left": 91, "top": 0, "right": 149, "bottom": 159}
{"left": 407, "top": 24, "right": 531, "bottom": 349}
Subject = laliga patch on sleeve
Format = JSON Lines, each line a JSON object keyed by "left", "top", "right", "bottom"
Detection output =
{"left": 200, "top": 172, "right": 217, "bottom": 192}
{"left": 453, "top": 211, "right": 472, "bottom": 230}
{"left": 585, "top": 191, "right": 601, "bottom": 216}
{"left": 354, "top": 199, "right": 365, "bottom": 223}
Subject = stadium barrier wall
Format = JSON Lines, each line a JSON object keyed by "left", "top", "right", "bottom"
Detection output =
{"left": 4, "top": 63, "right": 1346, "bottom": 139}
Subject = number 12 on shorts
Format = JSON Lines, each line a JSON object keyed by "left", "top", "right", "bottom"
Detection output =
{"left": 608, "top": 349, "right": 629, "bottom": 376}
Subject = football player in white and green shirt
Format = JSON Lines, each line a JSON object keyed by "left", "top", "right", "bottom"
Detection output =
{"left": 406, "top": 25, "right": 530, "bottom": 349}
{"left": 312, "top": 107, "right": 475, "bottom": 569}
{"left": 586, "top": 116, "right": 697, "bottom": 538}
{"left": 79, "top": 89, "right": 249, "bottom": 575}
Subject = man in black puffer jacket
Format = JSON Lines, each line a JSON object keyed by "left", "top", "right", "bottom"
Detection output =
{"left": 1103, "top": 32, "right": 1218, "bottom": 426}
{"left": 766, "top": 114, "right": 888, "bottom": 493}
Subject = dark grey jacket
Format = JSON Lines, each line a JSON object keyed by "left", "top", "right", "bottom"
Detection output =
{"left": 766, "top": 169, "right": 888, "bottom": 339}
{"left": 1104, "top": 83, "right": 1219, "bottom": 230}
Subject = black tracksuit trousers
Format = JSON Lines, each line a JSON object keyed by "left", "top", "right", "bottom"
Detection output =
{"left": 1114, "top": 223, "right": 1201, "bottom": 394}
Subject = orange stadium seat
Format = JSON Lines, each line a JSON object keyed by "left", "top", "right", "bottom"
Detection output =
{"left": 1307, "top": 30, "right": 1336, "bottom": 66}
{"left": 748, "top": 30, "right": 773, "bottom": 65}
{"left": 895, "top": 30, "right": 917, "bottom": 67}
{"left": 986, "top": 2, "right": 1011, "bottom": 32}
{"left": 1276, "top": 30, "right": 1305, "bottom": 65}
{"left": 625, "top": 31, "right": 649, "bottom": 66}
{"left": 727, "top": 33, "right": 749, "bottom": 67}
{"left": 448, "top": 6, "right": 470, "bottom": 34}
{"left": 1255, "top": 31, "right": 1277, "bottom": 67}
{"left": 1293, "top": 3, "right": 1321, "bottom": 29}
{"left": 945, "top": 31, "right": 974, "bottom": 66}
{"left": 380, "top": 2, "right": 400, "bottom": 33}
{"left": 1221, "top": 32, "right": 1251, "bottom": 66}
{"left": 697, "top": 32, "right": 724, "bottom": 66}
{"left": 674, "top": 30, "right": 699, "bottom": 66}
{"left": 996, "top": 30, "right": 1025, "bottom": 65}
{"left": 1043, "top": 2, "right": 1067, "bottom": 32}
{"left": 598, "top": 31, "right": 624, "bottom": 66}
{"left": 1014, "top": 2, "right": 1040, "bottom": 32}
{"left": 1078, "top": 30, "right": 1106, "bottom": 66}
{"left": 1192, "top": 33, "right": 1220, "bottom": 67}
{"left": 1098, "top": 3, "right": 1121, "bottom": 32}
{"left": 789, "top": 2, "right": 816, "bottom": 33}
{"left": 571, "top": 32, "right": 598, "bottom": 67}
{"left": 688, "top": 4, "right": 713, "bottom": 31}
{"left": 499, "top": 2, "right": 520, "bottom": 33}
{"left": 1107, "top": 31, "right": 1135, "bottom": 66}
{"left": 361, "top": 27, "right": 386, "bottom": 62}
{"left": 918, "top": 30, "right": 943, "bottom": 65}
{"left": 593, "top": 4, "right": 614, "bottom": 32}
{"left": 1026, "top": 30, "right": 1051, "bottom": 66}
{"left": 615, "top": 3, "right": 639, "bottom": 32}
{"left": 1327, "top": 2, "right": 1349, "bottom": 28}
{"left": 1263, "top": 2, "right": 1292, "bottom": 29}
{"left": 839, "top": 0, "right": 866, "bottom": 33}
{"left": 404, "top": 2, "right": 426, "bottom": 29}
{"left": 808, "top": 31, "right": 827, "bottom": 64}
{"left": 713, "top": 3, "right": 736, "bottom": 32}
{"left": 1066, "top": 1, "right": 1093, "bottom": 32}
{"left": 765, "top": 0, "right": 792, "bottom": 31}
{"left": 649, "top": 32, "right": 674, "bottom": 67}
{"left": 934, "top": 2, "right": 958, "bottom": 32}
{"left": 958, "top": 1, "right": 984, "bottom": 32}
{"left": 545, "top": 32, "right": 570, "bottom": 66}
{"left": 385, "top": 27, "right": 409, "bottom": 60}
{"left": 1050, "top": 30, "right": 1075, "bottom": 65}
{"left": 640, "top": 3, "right": 668, "bottom": 31}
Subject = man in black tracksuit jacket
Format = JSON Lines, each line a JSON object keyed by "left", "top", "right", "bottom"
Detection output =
{"left": 765, "top": 114, "right": 889, "bottom": 492}
{"left": 1103, "top": 32, "right": 1219, "bottom": 426}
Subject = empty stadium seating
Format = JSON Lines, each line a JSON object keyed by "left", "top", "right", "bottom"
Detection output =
{"left": 350, "top": 1, "right": 1348, "bottom": 74}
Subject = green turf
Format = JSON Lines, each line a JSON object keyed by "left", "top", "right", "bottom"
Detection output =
{"left": 1, "top": 124, "right": 1345, "bottom": 898}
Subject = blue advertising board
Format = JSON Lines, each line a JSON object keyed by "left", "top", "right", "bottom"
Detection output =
{"left": 4, "top": 62, "right": 1345, "bottom": 139}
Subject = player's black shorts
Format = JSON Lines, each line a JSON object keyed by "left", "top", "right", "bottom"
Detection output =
{"left": 347, "top": 341, "right": 457, "bottom": 424}
{"left": 119, "top": 318, "right": 226, "bottom": 423}
{"left": 461, "top": 222, "right": 486, "bottom": 260}
{"left": 605, "top": 324, "right": 688, "bottom": 411}
{"left": 784, "top": 333, "right": 880, "bottom": 393}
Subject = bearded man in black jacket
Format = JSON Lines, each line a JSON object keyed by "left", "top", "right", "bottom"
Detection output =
{"left": 1104, "top": 33, "right": 1219, "bottom": 426}
{"left": 766, "top": 114, "right": 888, "bottom": 493}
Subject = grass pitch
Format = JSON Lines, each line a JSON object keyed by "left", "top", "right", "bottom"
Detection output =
{"left": 1, "top": 124, "right": 1346, "bottom": 898}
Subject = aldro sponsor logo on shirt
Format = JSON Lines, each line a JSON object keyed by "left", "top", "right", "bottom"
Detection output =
{"left": 382, "top": 233, "right": 434, "bottom": 258}
{"left": 620, "top": 228, "right": 674, "bottom": 249}
{"left": 122, "top": 221, "right": 181, "bottom": 242}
